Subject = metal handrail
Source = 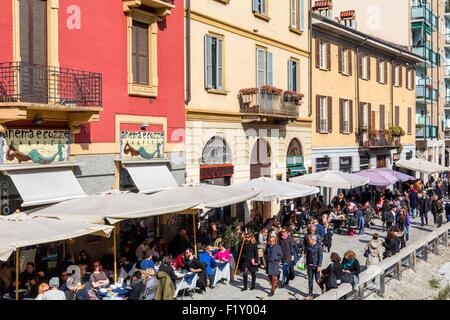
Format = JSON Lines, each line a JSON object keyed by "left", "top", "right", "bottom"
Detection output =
{"left": 315, "top": 224, "right": 449, "bottom": 300}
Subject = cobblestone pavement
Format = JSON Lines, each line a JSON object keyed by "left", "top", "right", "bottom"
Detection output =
{"left": 187, "top": 217, "right": 442, "bottom": 300}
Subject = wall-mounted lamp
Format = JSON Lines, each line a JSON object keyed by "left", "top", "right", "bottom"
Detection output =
{"left": 140, "top": 122, "right": 150, "bottom": 130}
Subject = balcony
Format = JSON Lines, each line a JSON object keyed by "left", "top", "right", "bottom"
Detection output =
{"left": 358, "top": 129, "right": 400, "bottom": 149}
{"left": 238, "top": 87, "right": 301, "bottom": 124}
{"left": 122, "top": 0, "right": 175, "bottom": 17}
{"left": 411, "top": 5, "right": 438, "bottom": 30}
{"left": 446, "top": 65, "right": 450, "bottom": 79}
{"left": 445, "top": 128, "right": 450, "bottom": 140}
{"left": 416, "top": 125, "right": 438, "bottom": 139}
{"left": 446, "top": 34, "right": 450, "bottom": 46}
{"left": 416, "top": 84, "right": 438, "bottom": 102}
{"left": 412, "top": 44, "right": 440, "bottom": 66}
{"left": 0, "top": 62, "right": 102, "bottom": 130}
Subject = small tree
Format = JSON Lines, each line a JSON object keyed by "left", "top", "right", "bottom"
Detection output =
{"left": 222, "top": 217, "right": 242, "bottom": 251}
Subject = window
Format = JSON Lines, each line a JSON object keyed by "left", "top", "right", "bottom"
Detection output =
{"left": 288, "top": 59, "right": 299, "bottom": 92}
{"left": 406, "top": 69, "right": 414, "bottom": 90}
{"left": 319, "top": 41, "right": 328, "bottom": 69}
{"left": 394, "top": 65, "right": 402, "bottom": 87}
{"left": 204, "top": 34, "right": 224, "bottom": 91}
{"left": 132, "top": 21, "right": 149, "bottom": 85}
{"left": 339, "top": 47, "right": 351, "bottom": 75}
{"left": 319, "top": 96, "right": 328, "bottom": 133}
{"left": 290, "top": 0, "right": 305, "bottom": 32}
{"left": 361, "top": 103, "right": 368, "bottom": 129}
{"left": 256, "top": 47, "right": 273, "bottom": 87}
{"left": 340, "top": 99, "right": 352, "bottom": 133}
{"left": 407, "top": 107, "right": 412, "bottom": 135}
{"left": 377, "top": 59, "right": 386, "bottom": 84}
{"left": 253, "top": 0, "right": 267, "bottom": 16}
{"left": 127, "top": 10, "right": 159, "bottom": 97}
{"left": 361, "top": 54, "right": 368, "bottom": 79}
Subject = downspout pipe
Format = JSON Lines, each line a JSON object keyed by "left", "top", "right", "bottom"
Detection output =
{"left": 184, "top": 0, "right": 191, "bottom": 105}
{"left": 308, "top": 0, "right": 312, "bottom": 117}
{"left": 355, "top": 36, "right": 369, "bottom": 133}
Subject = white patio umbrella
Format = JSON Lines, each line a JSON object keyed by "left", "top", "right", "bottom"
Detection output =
{"left": 0, "top": 212, "right": 114, "bottom": 300}
{"left": 29, "top": 189, "right": 201, "bottom": 224}
{"left": 396, "top": 158, "right": 449, "bottom": 175}
{"left": 289, "top": 170, "right": 369, "bottom": 189}
{"left": 233, "top": 177, "right": 319, "bottom": 202}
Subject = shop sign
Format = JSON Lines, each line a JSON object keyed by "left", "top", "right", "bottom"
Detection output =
{"left": 315, "top": 157, "right": 329, "bottom": 172}
{"left": 200, "top": 164, "right": 234, "bottom": 180}
{"left": 120, "top": 131, "right": 164, "bottom": 161}
{"left": 360, "top": 155, "right": 370, "bottom": 170}
{"left": 393, "top": 153, "right": 400, "bottom": 161}
{"left": 0, "top": 129, "right": 70, "bottom": 165}
{"left": 340, "top": 156, "right": 352, "bottom": 172}
{"left": 406, "top": 151, "right": 413, "bottom": 160}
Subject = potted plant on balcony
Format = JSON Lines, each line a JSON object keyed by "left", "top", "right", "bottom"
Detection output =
{"left": 260, "top": 85, "right": 283, "bottom": 96}
{"left": 283, "top": 90, "right": 305, "bottom": 105}
{"left": 416, "top": 123, "right": 424, "bottom": 129}
{"left": 386, "top": 126, "right": 405, "bottom": 145}
{"left": 238, "top": 88, "right": 259, "bottom": 112}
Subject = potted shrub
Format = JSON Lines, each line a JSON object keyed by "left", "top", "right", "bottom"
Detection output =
{"left": 283, "top": 90, "right": 305, "bottom": 105}
{"left": 260, "top": 85, "right": 283, "bottom": 96}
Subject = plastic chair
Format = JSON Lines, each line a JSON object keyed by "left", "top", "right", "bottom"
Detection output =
{"left": 142, "top": 284, "right": 158, "bottom": 300}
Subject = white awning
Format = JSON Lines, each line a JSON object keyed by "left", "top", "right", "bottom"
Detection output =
{"left": 396, "top": 158, "right": 448, "bottom": 175}
{"left": 7, "top": 168, "right": 86, "bottom": 207}
{"left": 123, "top": 163, "right": 178, "bottom": 194}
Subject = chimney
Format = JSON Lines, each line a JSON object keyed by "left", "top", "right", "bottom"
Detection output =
{"left": 340, "top": 10, "right": 357, "bottom": 29}
{"left": 312, "top": 0, "right": 333, "bottom": 19}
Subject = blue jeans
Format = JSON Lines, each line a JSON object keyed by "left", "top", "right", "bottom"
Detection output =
{"left": 358, "top": 217, "right": 365, "bottom": 234}
{"left": 411, "top": 208, "right": 417, "bottom": 218}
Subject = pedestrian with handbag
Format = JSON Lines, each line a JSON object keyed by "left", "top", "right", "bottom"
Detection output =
{"left": 239, "top": 232, "right": 258, "bottom": 291}
{"left": 265, "top": 236, "right": 282, "bottom": 297}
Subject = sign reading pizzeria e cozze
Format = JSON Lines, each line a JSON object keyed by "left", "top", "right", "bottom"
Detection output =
{"left": 0, "top": 129, "right": 70, "bottom": 165}
{"left": 120, "top": 131, "right": 165, "bottom": 161}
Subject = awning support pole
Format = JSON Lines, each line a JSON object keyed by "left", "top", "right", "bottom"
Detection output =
{"left": 193, "top": 212, "right": 197, "bottom": 257}
{"left": 113, "top": 226, "right": 117, "bottom": 283}
{"left": 15, "top": 248, "right": 19, "bottom": 301}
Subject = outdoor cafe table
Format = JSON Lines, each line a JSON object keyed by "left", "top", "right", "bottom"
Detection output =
{"left": 174, "top": 270, "right": 197, "bottom": 298}
{"left": 212, "top": 261, "right": 230, "bottom": 287}
{"left": 96, "top": 283, "right": 131, "bottom": 300}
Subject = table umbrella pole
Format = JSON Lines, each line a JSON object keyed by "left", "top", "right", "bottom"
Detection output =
{"left": 193, "top": 213, "right": 197, "bottom": 257}
{"left": 15, "top": 248, "right": 19, "bottom": 301}
{"left": 113, "top": 226, "right": 117, "bottom": 283}
{"left": 234, "top": 238, "right": 245, "bottom": 277}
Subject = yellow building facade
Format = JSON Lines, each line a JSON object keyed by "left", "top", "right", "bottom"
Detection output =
{"left": 311, "top": 12, "right": 421, "bottom": 173}
{"left": 185, "top": 0, "right": 312, "bottom": 192}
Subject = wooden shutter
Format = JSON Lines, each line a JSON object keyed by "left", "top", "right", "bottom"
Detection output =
{"left": 217, "top": 38, "right": 223, "bottom": 89}
{"left": 348, "top": 50, "right": 353, "bottom": 76}
{"left": 339, "top": 98, "right": 344, "bottom": 133}
{"left": 327, "top": 96, "right": 332, "bottom": 132}
{"left": 399, "top": 65, "right": 403, "bottom": 87}
{"left": 358, "top": 52, "right": 362, "bottom": 78}
{"left": 380, "top": 104, "right": 385, "bottom": 130}
{"left": 267, "top": 52, "right": 273, "bottom": 85}
{"left": 407, "top": 107, "right": 412, "bottom": 134}
{"left": 384, "top": 60, "right": 388, "bottom": 84}
{"left": 368, "top": 103, "right": 372, "bottom": 131}
{"left": 338, "top": 46, "right": 343, "bottom": 74}
{"left": 359, "top": 102, "right": 364, "bottom": 129}
{"left": 367, "top": 55, "right": 371, "bottom": 80}
{"left": 316, "top": 95, "right": 320, "bottom": 132}
{"left": 300, "top": 0, "right": 305, "bottom": 31}
{"left": 204, "top": 34, "right": 212, "bottom": 89}
{"left": 412, "top": 70, "right": 415, "bottom": 90}
{"left": 349, "top": 100, "right": 353, "bottom": 133}
{"left": 252, "top": 0, "right": 258, "bottom": 12}
{"left": 288, "top": 60, "right": 293, "bottom": 91}
{"left": 326, "top": 42, "right": 331, "bottom": 71}
{"left": 376, "top": 59, "right": 380, "bottom": 82}
{"left": 315, "top": 38, "right": 320, "bottom": 68}
{"left": 395, "top": 105, "right": 400, "bottom": 126}
{"left": 132, "top": 21, "right": 149, "bottom": 85}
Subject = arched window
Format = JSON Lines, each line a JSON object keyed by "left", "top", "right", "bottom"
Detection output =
{"left": 201, "top": 136, "right": 231, "bottom": 164}
{"left": 287, "top": 138, "right": 303, "bottom": 157}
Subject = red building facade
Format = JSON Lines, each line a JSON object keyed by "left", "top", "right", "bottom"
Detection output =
{"left": 0, "top": 0, "right": 185, "bottom": 216}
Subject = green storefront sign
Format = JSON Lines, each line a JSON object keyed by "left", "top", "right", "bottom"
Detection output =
{"left": 287, "top": 156, "right": 306, "bottom": 177}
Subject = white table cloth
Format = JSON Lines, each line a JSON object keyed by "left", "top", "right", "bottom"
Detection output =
{"left": 213, "top": 262, "right": 231, "bottom": 287}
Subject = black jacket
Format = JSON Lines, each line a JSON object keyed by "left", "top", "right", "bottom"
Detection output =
{"left": 279, "top": 236, "right": 295, "bottom": 263}
{"left": 305, "top": 242, "right": 323, "bottom": 267}
{"left": 341, "top": 258, "right": 361, "bottom": 276}
{"left": 321, "top": 262, "right": 345, "bottom": 290}
{"left": 383, "top": 237, "right": 400, "bottom": 256}
{"left": 241, "top": 242, "right": 258, "bottom": 273}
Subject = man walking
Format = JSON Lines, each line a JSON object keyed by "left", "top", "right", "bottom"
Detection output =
{"left": 304, "top": 235, "right": 323, "bottom": 300}
{"left": 408, "top": 186, "right": 418, "bottom": 219}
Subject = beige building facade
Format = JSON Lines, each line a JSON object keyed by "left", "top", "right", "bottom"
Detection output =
{"left": 311, "top": 9, "right": 421, "bottom": 174}
{"left": 184, "top": 0, "right": 312, "bottom": 219}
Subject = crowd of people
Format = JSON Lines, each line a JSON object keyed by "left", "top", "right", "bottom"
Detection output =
{"left": 1, "top": 174, "right": 450, "bottom": 300}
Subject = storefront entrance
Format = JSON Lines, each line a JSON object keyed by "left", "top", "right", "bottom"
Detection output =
{"left": 250, "top": 138, "right": 271, "bottom": 179}
{"left": 376, "top": 155, "right": 387, "bottom": 168}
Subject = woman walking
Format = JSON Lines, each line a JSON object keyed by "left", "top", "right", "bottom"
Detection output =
{"left": 265, "top": 236, "right": 282, "bottom": 297}
{"left": 364, "top": 233, "right": 383, "bottom": 266}
{"left": 240, "top": 233, "right": 258, "bottom": 291}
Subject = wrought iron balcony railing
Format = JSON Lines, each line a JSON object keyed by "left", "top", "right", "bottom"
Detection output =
{"left": 0, "top": 62, "right": 102, "bottom": 107}
{"left": 416, "top": 125, "right": 438, "bottom": 139}
{"left": 238, "top": 88, "right": 300, "bottom": 119}
{"left": 358, "top": 129, "right": 399, "bottom": 148}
